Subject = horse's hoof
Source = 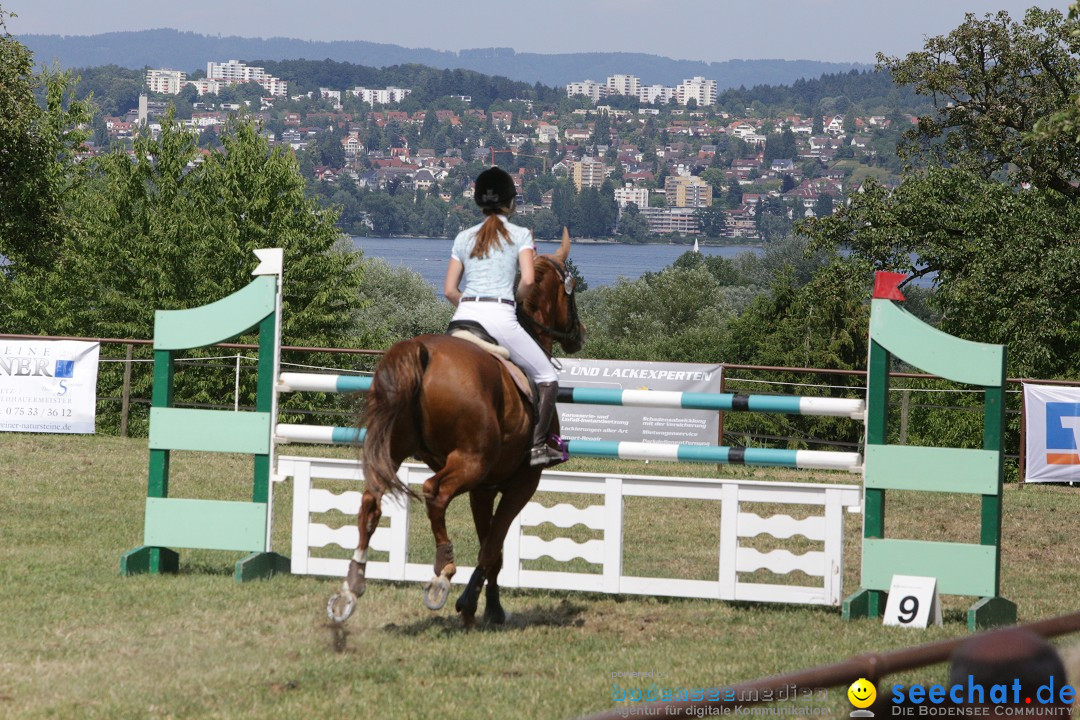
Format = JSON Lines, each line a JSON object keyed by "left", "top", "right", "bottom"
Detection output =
{"left": 423, "top": 575, "right": 451, "bottom": 610}
{"left": 484, "top": 605, "right": 507, "bottom": 625}
{"left": 327, "top": 590, "right": 357, "bottom": 624}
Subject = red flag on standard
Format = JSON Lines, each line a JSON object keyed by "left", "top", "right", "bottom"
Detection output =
{"left": 872, "top": 271, "right": 907, "bottom": 301}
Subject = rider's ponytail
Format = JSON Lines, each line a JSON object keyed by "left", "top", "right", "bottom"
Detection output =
{"left": 471, "top": 210, "right": 512, "bottom": 259}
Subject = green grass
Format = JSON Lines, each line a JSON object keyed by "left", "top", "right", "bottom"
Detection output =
{"left": 2, "top": 434, "right": 1080, "bottom": 719}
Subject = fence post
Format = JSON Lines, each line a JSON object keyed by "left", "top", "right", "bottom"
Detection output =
{"left": 120, "top": 343, "right": 134, "bottom": 437}
{"left": 898, "top": 389, "right": 911, "bottom": 445}
{"left": 234, "top": 353, "right": 241, "bottom": 412}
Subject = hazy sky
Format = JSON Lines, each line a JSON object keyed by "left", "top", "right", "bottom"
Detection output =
{"left": 3, "top": 0, "right": 1074, "bottom": 63}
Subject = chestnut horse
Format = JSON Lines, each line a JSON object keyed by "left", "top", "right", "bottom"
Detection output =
{"left": 329, "top": 230, "right": 585, "bottom": 628}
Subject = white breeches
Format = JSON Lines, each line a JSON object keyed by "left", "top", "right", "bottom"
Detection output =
{"left": 451, "top": 302, "right": 559, "bottom": 383}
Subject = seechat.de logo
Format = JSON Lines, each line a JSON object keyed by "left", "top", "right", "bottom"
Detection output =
{"left": 1045, "top": 402, "right": 1080, "bottom": 465}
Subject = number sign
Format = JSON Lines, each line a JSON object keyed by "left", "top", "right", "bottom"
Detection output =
{"left": 883, "top": 575, "right": 942, "bottom": 628}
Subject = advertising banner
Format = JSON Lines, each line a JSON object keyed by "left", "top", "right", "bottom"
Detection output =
{"left": 0, "top": 340, "right": 101, "bottom": 434}
{"left": 1024, "top": 383, "right": 1080, "bottom": 483}
{"left": 555, "top": 358, "right": 722, "bottom": 445}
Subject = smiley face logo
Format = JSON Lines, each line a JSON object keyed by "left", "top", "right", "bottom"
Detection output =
{"left": 848, "top": 678, "right": 876, "bottom": 709}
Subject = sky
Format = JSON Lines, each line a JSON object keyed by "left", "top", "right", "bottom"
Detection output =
{"left": 2, "top": 0, "right": 1075, "bottom": 64}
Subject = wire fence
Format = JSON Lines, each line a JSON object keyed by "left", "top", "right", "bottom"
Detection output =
{"left": 5, "top": 334, "right": 1078, "bottom": 482}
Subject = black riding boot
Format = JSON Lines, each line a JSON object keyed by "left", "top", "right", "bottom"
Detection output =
{"left": 530, "top": 381, "right": 564, "bottom": 467}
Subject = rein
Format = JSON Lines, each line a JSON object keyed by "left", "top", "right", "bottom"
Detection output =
{"left": 517, "top": 258, "right": 582, "bottom": 350}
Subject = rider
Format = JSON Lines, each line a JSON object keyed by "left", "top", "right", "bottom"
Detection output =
{"left": 443, "top": 166, "right": 564, "bottom": 467}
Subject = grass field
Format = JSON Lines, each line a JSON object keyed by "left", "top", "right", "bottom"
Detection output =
{"left": 2, "top": 434, "right": 1080, "bottom": 719}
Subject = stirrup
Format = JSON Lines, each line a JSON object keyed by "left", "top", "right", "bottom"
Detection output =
{"left": 530, "top": 434, "right": 569, "bottom": 467}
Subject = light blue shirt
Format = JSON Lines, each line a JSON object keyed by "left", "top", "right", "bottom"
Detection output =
{"left": 450, "top": 216, "right": 534, "bottom": 301}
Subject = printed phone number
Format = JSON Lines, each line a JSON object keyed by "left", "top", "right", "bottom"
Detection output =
{"left": 3, "top": 407, "right": 74, "bottom": 417}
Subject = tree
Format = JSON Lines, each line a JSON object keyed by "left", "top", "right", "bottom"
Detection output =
{"left": 801, "top": 169, "right": 1080, "bottom": 378}
{"left": 617, "top": 203, "right": 650, "bottom": 243}
{"left": 38, "top": 113, "right": 364, "bottom": 347}
{"left": 725, "top": 177, "right": 744, "bottom": 208}
{"left": 0, "top": 9, "right": 92, "bottom": 275}
{"left": 696, "top": 205, "right": 729, "bottom": 239}
{"left": 881, "top": 7, "right": 1080, "bottom": 198}
{"left": 815, "top": 193, "right": 834, "bottom": 217}
{"left": 353, "top": 257, "right": 453, "bottom": 347}
{"left": 313, "top": 128, "right": 346, "bottom": 169}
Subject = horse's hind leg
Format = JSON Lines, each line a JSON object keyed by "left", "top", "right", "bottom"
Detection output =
{"left": 348, "top": 490, "right": 383, "bottom": 597}
{"left": 479, "top": 470, "right": 542, "bottom": 625}
{"left": 420, "top": 453, "right": 481, "bottom": 611}
{"left": 455, "top": 487, "right": 497, "bottom": 627}
{"left": 329, "top": 488, "right": 382, "bottom": 623}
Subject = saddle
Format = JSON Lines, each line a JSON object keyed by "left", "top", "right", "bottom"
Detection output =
{"left": 446, "top": 320, "right": 536, "bottom": 405}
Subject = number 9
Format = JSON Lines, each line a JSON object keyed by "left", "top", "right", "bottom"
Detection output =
{"left": 898, "top": 595, "right": 919, "bottom": 624}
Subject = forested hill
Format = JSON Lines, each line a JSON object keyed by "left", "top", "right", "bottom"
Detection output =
{"left": 19, "top": 28, "right": 870, "bottom": 89}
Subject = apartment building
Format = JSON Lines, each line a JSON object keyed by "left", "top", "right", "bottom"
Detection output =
{"left": 572, "top": 158, "right": 609, "bottom": 191}
{"left": 676, "top": 77, "right": 717, "bottom": 107}
{"left": 638, "top": 206, "right": 701, "bottom": 235}
{"left": 186, "top": 78, "right": 223, "bottom": 96}
{"left": 665, "top": 175, "right": 713, "bottom": 208}
{"left": 639, "top": 84, "right": 676, "bottom": 105}
{"left": 206, "top": 60, "right": 287, "bottom": 96}
{"left": 605, "top": 74, "right": 641, "bottom": 98}
{"left": 613, "top": 183, "right": 650, "bottom": 209}
{"left": 146, "top": 69, "right": 187, "bottom": 95}
{"left": 567, "top": 80, "right": 604, "bottom": 103}
{"left": 350, "top": 86, "right": 412, "bottom": 105}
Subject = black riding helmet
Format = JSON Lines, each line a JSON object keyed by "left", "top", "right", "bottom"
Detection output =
{"left": 474, "top": 166, "right": 517, "bottom": 209}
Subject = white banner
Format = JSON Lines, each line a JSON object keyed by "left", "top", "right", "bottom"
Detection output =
{"left": 1024, "top": 383, "right": 1080, "bottom": 483}
{"left": 0, "top": 340, "right": 101, "bottom": 434}
{"left": 555, "top": 358, "right": 722, "bottom": 445}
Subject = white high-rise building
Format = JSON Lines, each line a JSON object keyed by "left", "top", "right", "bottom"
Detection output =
{"left": 187, "top": 78, "right": 223, "bottom": 96}
{"left": 349, "top": 86, "right": 412, "bottom": 105}
{"left": 605, "top": 74, "right": 641, "bottom": 98}
{"left": 146, "top": 69, "right": 187, "bottom": 95}
{"left": 676, "top": 76, "right": 717, "bottom": 107}
{"left": 614, "top": 184, "right": 649, "bottom": 209}
{"left": 566, "top": 80, "right": 604, "bottom": 104}
{"left": 638, "top": 84, "right": 676, "bottom": 105}
{"left": 206, "top": 60, "right": 288, "bottom": 96}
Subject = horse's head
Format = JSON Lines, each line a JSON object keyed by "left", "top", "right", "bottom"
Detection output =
{"left": 519, "top": 228, "right": 586, "bottom": 355}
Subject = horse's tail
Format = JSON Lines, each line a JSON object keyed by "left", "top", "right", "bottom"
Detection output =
{"left": 361, "top": 339, "right": 426, "bottom": 500}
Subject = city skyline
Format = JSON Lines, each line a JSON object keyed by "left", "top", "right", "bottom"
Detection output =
{"left": 3, "top": 0, "right": 1073, "bottom": 65}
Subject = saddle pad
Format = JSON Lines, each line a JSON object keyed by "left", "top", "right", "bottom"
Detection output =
{"left": 450, "top": 329, "right": 510, "bottom": 359}
{"left": 449, "top": 331, "right": 533, "bottom": 403}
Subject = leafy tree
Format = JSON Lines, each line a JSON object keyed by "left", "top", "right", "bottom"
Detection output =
{"left": 815, "top": 193, "right": 834, "bottom": 217}
{"left": 696, "top": 205, "right": 728, "bottom": 238}
{"left": 802, "top": 169, "right": 1080, "bottom": 378}
{"left": 41, "top": 113, "right": 363, "bottom": 347}
{"left": 579, "top": 265, "right": 732, "bottom": 362}
{"left": 0, "top": 10, "right": 92, "bottom": 277}
{"left": 353, "top": 257, "right": 453, "bottom": 346}
{"left": 881, "top": 7, "right": 1080, "bottom": 197}
{"left": 617, "top": 203, "right": 650, "bottom": 243}
{"left": 725, "top": 177, "right": 744, "bottom": 208}
{"left": 313, "top": 128, "right": 346, "bottom": 169}
{"left": 549, "top": 178, "right": 576, "bottom": 228}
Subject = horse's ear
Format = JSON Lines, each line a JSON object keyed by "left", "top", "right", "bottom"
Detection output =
{"left": 555, "top": 227, "right": 570, "bottom": 264}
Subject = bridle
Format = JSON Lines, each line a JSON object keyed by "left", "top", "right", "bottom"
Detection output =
{"left": 517, "top": 257, "right": 583, "bottom": 350}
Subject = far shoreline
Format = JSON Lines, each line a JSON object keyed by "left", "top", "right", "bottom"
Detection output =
{"left": 351, "top": 234, "right": 763, "bottom": 249}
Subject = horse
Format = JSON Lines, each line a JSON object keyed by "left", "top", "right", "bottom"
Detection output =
{"left": 328, "top": 229, "right": 585, "bottom": 628}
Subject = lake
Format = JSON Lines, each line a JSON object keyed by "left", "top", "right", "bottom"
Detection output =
{"left": 351, "top": 237, "right": 763, "bottom": 289}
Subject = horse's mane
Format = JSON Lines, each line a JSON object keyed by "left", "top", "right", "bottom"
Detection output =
{"left": 521, "top": 254, "right": 562, "bottom": 316}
